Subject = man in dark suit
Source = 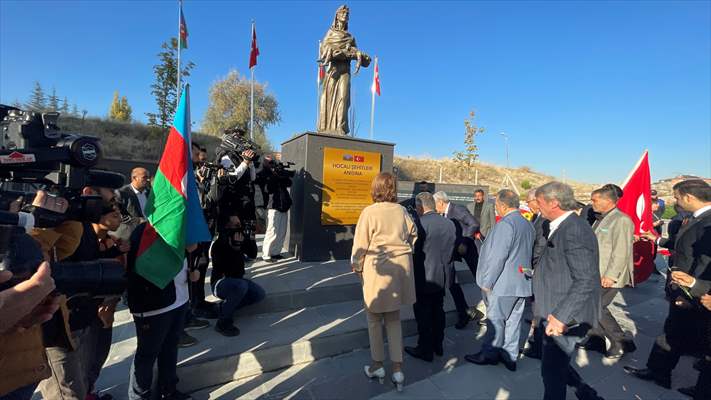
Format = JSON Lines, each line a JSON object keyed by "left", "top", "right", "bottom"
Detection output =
{"left": 533, "top": 182, "right": 602, "bottom": 400}
{"left": 116, "top": 167, "right": 151, "bottom": 221}
{"left": 434, "top": 191, "right": 482, "bottom": 329}
{"left": 467, "top": 189, "right": 496, "bottom": 239}
{"left": 625, "top": 179, "right": 711, "bottom": 391}
{"left": 405, "top": 191, "right": 457, "bottom": 362}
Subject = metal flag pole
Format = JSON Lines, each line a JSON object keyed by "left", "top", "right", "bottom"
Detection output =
{"left": 250, "top": 20, "right": 255, "bottom": 140}
{"left": 369, "top": 57, "right": 377, "bottom": 140}
{"left": 177, "top": 0, "right": 182, "bottom": 109}
{"left": 317, "top": 40, "right": 321, "bottom": 130}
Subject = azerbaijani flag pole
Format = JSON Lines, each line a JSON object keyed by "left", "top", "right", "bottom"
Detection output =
{"left": 135, "top": 85, "right": 211, "bottom": 288}
{"left": 177, "top": 0, "right": 188, "bottom": 108}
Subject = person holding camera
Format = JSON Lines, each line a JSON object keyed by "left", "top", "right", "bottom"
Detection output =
{"left": 216, "top": 131, "right": 258, "bottom": 230}
{"left": 260, "top": 156, "right": 292, "bottom": 262}
{"left": 36, "top": 174, "right": 125, "bottom": 400}
{"left": 210, "top": 215, "right": 265, "bottom": 336}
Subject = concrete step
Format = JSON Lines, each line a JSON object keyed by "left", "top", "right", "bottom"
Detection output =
{"left": 237, "top": 258, "right": 475, "bottom": 316}
{"left": 174, "top": 283, "right": 483, "bottom": 394}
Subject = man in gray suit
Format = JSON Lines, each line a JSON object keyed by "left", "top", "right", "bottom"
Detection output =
{"left": 465, "top": 189, "right": 535, "bottom": 371}
{"left": 533, "top": 182, "right": 602, "bottom": 400}
{"left": 577, "top": 184, "right": 635, "bottom": 359}
{"left": 405, "top": 192, "right": 457, "bottom": 362}
{"left": 467, "top": 189, "right": 496, "bottom": 239}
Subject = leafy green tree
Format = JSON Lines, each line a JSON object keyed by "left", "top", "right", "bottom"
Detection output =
{"left": 48, "top": 87, "right": 59, "bottom": 111}
{"left": 27, "top": 81, "right": 46, "bottom": 112}
{"left": 146, "top": 37, "right": 195, "bottom": 130}
{"left": 452, "top": 110, "right": 485, "bottom": 178}
{"left": 202, "top": 69, "right": 280, "bottom": 150}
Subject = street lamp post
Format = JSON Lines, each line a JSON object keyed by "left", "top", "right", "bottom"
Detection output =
{"left": 500, "top": 132, "right": 510, "bottom": 169}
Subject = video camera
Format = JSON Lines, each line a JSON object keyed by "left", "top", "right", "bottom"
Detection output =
{"left": 0, "top": 105, "right": 123, "bottom": 224}
{"left": 0, "top": 225, "right": 126, "bottom": 297}
{"left": 267, "top": 159, "right": 296, "bottom": 180}
{"left": 218, "top": 127, "right": 262, "bottom": 165}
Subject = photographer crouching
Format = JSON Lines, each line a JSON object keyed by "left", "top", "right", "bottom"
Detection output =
{"left": 257, "top": 156, "right": 293, "bottom": 262}
{"left": 210, "top": 215, "right": 265, "bottom": 336}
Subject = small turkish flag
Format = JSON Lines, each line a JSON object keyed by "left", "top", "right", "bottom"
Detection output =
{"left": 354, "top": 155, "right": 365, "bottom": 162}
{"left": 249, "top": 22, "right": 259, "bottom": 69}
{"left": 371, "top": 58, "right": 380, "bottom": 96}
{"left": 617, "top": 150, "right": 655, "bottom": 284}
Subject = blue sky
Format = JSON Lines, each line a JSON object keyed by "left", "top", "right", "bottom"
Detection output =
{"left": 1, "top": 0, "right": 709, "bottom": 184}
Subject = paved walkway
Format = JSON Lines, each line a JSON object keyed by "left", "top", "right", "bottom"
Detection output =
{"left": 192, "top": 272, "right": 697, "bottom": 400}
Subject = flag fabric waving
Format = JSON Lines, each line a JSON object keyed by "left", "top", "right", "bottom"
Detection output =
{"left": 371, "top": 58, "right": 381, "bottom": 96}
{"left": 179, "top": 4, "right": 188, "bottom": 49}
{"left": 617, "top": 150, "right": 653, "bottom": 235}
{"left": 135, "top": 85, "right": 211, "bottom": 288}
{"left": 249, "top": 22, "right": 259, "bottom": 69}
{"left": 617, "top": 150, "right": 655, "bottom": 284}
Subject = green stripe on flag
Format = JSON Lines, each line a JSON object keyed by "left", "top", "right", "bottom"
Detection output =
{"left": 144, "top": 171, "right": 186, "bottom": 256}
{"left": 135, "top": 233, "right": 185, "bottom": 289}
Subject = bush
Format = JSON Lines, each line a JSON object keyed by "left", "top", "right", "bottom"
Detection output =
{"left": 662, "top": 205, "right": 677, "bottom": 219}
{"left": 521, "top": 180, "right": 532, "bottom": 190}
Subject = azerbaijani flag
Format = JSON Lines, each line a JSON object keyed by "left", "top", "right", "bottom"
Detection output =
{"left": 179, "top": 4, "right": 188, "bottom": 49}
{"left": 135, "top": 85, "right": 211, "bottom": 288}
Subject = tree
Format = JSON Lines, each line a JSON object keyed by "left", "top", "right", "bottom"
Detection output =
{"left": 48, "top": 87, "right": 59, "bottom": 111}
{"left": 109, "top": 91, "right": 133, "bottom": 122}
{"left": 202, "top": 69, "right": 280, "bottom": 150}
{"left": 146, "top": 37, "right": 195, "bottom": 129}
{"left": 11, "top": 99, "right": 23, "bottom": 108}
{"left": 27, "top": 81, "right": 46, "bottom": 112}
{"left": 60, "top": 97, "right": 70, "bottom": 115}
{"left": 452, "top": 110, "right": 485, "bottom": 179}
{"left": 71, "top": 103, "right": 80, "bottom": 117}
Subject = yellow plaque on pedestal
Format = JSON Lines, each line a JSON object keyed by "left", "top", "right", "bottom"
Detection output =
{"left": 321, "top": 147, "right": 382, "bottom": 225}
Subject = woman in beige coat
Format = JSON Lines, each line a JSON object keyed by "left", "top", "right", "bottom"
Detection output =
{"left": 351, "top": 172, "right": 417, "bottom": 391}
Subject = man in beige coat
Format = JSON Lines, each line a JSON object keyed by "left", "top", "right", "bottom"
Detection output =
{"left": 577, "top": 184, "right": 635, "bottom": 359}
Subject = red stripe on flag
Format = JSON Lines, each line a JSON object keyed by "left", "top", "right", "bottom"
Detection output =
{"left": 136, "top": 223, "right": 159, "bottom": 258}
{"left": 158, "top": 126, "right": 188, "bottom": 197}
{"left": 249, "top": 23, "right": 259, "bottom": 69}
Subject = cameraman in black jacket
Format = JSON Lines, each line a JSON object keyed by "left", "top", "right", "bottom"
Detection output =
{"left": 258, "top": 156, "right": 292, "bottom": 262}
{"left": 210, "top": 215, "right": 265, "bottom": 336}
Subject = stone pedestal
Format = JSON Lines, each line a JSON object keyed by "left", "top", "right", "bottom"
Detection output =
{"left": 282, "top": 132, "right": 394, "bottom": 262}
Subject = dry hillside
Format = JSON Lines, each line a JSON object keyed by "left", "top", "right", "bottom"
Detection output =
{"left": 393, "top": 156, "right": 597, "bottom": 199}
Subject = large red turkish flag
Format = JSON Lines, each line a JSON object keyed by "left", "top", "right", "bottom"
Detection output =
{"left": 617, "top": 150, "right": 655, "bottom": 284}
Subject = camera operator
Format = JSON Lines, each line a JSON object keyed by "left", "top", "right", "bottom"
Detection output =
{"left": 36, "top": 173, "right": 126, "bottom": 400}
{"left": 215, "top": 128, "right": 258, "bottom": 231}
{"left": 210, "top": 215, "right": 264, "bottom": 336}
{"left": 259, "top": 156, "right": 292, "bottom": 262}
{"left": 0, "top": 190, "right": 70, "bottom": 399}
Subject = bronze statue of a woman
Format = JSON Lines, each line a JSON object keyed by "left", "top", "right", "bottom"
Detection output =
{"left": 317, "top": 5, "right": 371, "bottom": 136}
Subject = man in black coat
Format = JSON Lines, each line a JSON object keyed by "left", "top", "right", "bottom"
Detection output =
{"left": 116, "top": 167, "right": 151, "bottom": 221}
{"left": 533, "top": 182, "right": 602, "bottom": 400}
{"left": 433, "top": 191, "right": 482, "bottom": 329}
{"left": 625, "top": 179, "right": 711, "bottom": 391}
{"left": 405, "top": 192, "right": 456, "bottom": 362}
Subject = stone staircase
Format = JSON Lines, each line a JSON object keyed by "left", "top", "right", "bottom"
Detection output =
{"left": 92, "top": 246, "right": 481, "bottom": 399}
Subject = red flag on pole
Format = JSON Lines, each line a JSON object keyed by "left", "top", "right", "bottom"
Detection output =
{"left": 371, "top": 58, "right": 381, "bottom": 96}
{"left": 617, "top": 150, "right": 655, "bottom": 284}
{"left": 319, "top": 64, "right": 325, "bottom": 83}
{"left": 249, "top": 22, "right": 259, "bottom": 69}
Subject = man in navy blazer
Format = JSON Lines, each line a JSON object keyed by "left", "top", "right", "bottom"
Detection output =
{"left": 465, "top": 189, "right": 535, "bottom": 371}
{"left": 533, "top": 182, "right": 602, "bottom": 400}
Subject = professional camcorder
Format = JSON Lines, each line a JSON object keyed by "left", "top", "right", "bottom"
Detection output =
{"left": 218, "top": 127, "right": 262, "bottom": 165}
{"left": 0, "top": 225, "right": 126, "bottom": 296}
{"left": 267, "top": 159, "right": 296, "bottom": 180}
{"left": 0, "top": 105, "right": 123, "bottom": 224}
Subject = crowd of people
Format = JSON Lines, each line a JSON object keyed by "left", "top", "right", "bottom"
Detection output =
{"left": 352, "top": 173, "right": 711, "bottom": 400}
{"left": 0, "top": 128, "right": 292, "bottom": 400}
{"left": 1, "top": 134, "right": 709, "bottom": 400}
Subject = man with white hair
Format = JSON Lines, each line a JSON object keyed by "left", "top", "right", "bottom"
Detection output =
{"left": 433, "top": 191, "right": 482, "bottom": 329}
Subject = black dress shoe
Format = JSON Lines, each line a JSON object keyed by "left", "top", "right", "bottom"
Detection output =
{"left": 499, "top": 352, "right": 517, "bottom": 372}
{"left": 623, "top": 366, "right": 671, "bottom": 389}
{"left": 455, "top": 314, "right": 471, "bottom": 330}
{"left": 522, "top": 346, "right": 542, "bottom": 360}
{"left": 405, "top": 346, "right": 433, "bottom": 362}
{"left": 576, "top": 335, "right": 606, "bottom": 353}
{"left": 604, "top": 342, "right": 625, "bottom": 359}
{"left": 464, "top": 352, "right": 498, "bottom": 366}
{"left": 178, "top": 331, "right": 197, "bottom": 348}
{"left": 677, "top": 386, "right": 695, "bottom": 398}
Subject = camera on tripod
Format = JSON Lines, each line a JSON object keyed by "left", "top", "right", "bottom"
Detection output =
{"left": 0, "top": 105, "right": 123, "bottom": 224}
